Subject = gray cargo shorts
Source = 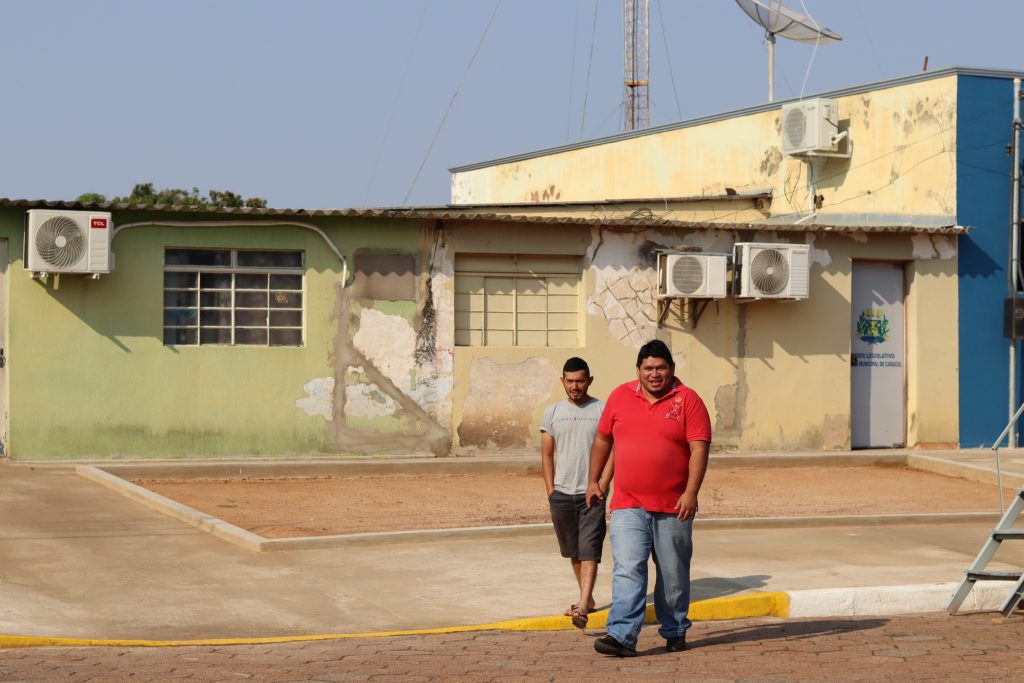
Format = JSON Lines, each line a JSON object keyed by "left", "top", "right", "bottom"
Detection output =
{"left": 548, "top": 490, "right": 606, "bottom": 562}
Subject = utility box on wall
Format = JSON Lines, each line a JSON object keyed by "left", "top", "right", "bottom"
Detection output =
{"left": 1004, "top": 297, "right": 1024, "bottom": 338}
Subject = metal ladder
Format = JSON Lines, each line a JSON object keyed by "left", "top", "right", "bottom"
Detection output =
{"left": 947, "top": 487, "right": 1024, "bottom": 617}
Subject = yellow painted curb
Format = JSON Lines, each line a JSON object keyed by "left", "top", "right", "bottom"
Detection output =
{"left": 0, "top": 591, "right": 789, "bottom": 649}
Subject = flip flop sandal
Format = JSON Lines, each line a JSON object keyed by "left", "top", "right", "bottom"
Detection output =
{"left": 571, "top": 607, "right": 589, "bottom": 629}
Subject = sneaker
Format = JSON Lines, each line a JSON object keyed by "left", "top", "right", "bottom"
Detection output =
{"left": 594, "top": 634, "right": 637, "bottom": 657}
{"left": 664, "top": 635, "right": 687, "bottom": 652}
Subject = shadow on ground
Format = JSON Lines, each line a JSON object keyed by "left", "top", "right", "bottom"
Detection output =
{"left": 691, "top": 617, "right": 890, "bottom": 649}
{"left": 690, "top": 574, "right": 772, "bottom": 601}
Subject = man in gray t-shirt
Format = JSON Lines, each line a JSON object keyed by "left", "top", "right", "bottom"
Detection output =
{"left": 541, "top": 357, "right": 614, "bottom": 630}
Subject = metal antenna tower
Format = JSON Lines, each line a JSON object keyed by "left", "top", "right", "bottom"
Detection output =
{"left": 624, "top": 0, "right": 650, "bottom": 131}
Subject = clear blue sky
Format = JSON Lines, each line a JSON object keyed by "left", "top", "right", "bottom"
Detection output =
{"left": 2, "top": 0, "right": 1023, "bottom": 208}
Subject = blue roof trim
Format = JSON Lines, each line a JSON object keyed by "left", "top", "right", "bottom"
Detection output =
{"left": 450, "top": 66, "right": 1024, "bottom": 174}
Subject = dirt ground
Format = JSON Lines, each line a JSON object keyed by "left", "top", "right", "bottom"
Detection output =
{"left": 137, "top": 465, "right": 1013, "bottom": 539}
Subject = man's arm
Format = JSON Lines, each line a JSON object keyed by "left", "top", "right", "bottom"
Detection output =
{"left": 598, "top": 452, "right": 615, "bottom": 495}
{"left": 586, "top": 432, "right": 613, "bottom": 507}
{"left": 675, "top": 440, "right": 709, "bottom": 521}
{"left": 540, "top": 432, "right": 556, "bottom": 496}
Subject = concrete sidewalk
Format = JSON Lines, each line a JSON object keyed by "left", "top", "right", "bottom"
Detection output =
{"left": 1, "top": 452, "right": 1023, "bottom": 643}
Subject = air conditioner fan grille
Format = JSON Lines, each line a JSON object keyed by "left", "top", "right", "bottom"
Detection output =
{"left": 670, "top": 256, "right": 705, "bottom": 295}
{"left": 36, "top": 216, "right": 86, "bottom": 268}
{"left": 750, "top": 248, "right": 789, "bottom": 295}
{"left": 784, "top": 107, "right": 807, "bottom": 149}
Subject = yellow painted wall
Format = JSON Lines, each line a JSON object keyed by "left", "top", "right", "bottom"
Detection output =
{"left": 452, "top": 76, "right": 958, "bottom": 224}
{"left": 446, "top": 75, "right": 961, "bottom": 452}
{"left": 442, "top": 223, "right": 958, "bottom": 453}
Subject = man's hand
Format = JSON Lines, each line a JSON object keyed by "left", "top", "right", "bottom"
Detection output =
{"left": 675, "top": 490, "right": 698, "bottom": 521}
{"left": 586, "top": 432, "right": 613, "bottom": 508}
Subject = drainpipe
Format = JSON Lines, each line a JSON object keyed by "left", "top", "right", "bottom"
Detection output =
{"left": 111, "top": 220, "right": 349, "bottom": 286}
{"left": 1010, "top": 78, "right": 1021, "bottom": 447}
{"left": 807, "top": 158, "right": 816, "bottom": 216}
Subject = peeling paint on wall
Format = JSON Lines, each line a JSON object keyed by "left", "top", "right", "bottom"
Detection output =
{"left": 679, "top": 230, "right": 733, "bottom": 254}
{"left": 714, "top": 383, "right": 738, "bottom": 431}
{"left": 354, "top": 308, "right": 418, "bottom": 392}
{"left": 587, "top": 228, "right": 676, "bottom": 347}
{"left": 345, "top": 382, "right": 400, "bottom": 418}
{"left": 803, "top": 234, "right": 832, "bottom": 268}
{"left": 911, "top": 233, "right": 956, "bottom": 260}
{"left": 458, "top": 357, "right": 556, "bottom": 449}
{"left": 328, "top": 278, "right": 451, "bottom": 455}
{"left": 416, "top": 230, "right": 455, "bottom": 427}
{"left": 306, "top": 227, "right": 457, "bottom": 450}
{"left": 529, "top": 184, "right": 561, "bottom": 202}
{"left": 296, "top": 377, "right": 335, "bottom": 421}
{"left": 823, "top": 413, "right": 850, "bottom": 450}
{"left": 759, "top": 147, "right": 783, "bottom": 177}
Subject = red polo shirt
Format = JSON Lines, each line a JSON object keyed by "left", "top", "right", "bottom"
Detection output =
{"left": 598, "top": 378, "right": 712, "bottom": 513}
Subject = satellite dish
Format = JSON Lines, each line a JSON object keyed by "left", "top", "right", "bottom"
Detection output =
{"left": 734, "top": 0, "right": 842, "bottom": 102}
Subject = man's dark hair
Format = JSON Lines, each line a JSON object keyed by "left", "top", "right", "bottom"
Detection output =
{"left": 563, "top": 357, "right": 591, "bottom": 375}
{"left": 636, "top": 340, "right": 675, "bottom": 368}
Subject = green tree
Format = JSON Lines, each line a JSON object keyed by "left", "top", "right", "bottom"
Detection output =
{"left": 76, "top": 183, "right": 267, "bottom": 208}
{"left": 76, "top": 192, "right": 108, "bottom": 204}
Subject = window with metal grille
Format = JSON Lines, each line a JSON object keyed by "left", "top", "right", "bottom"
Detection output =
{"left": 163, "top": 248, "right": 304, "bottom": 346}
{"left": 454, "top": 254, "right": 580, "bottom": 347}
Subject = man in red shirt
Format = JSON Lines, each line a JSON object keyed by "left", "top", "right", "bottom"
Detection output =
{"left": 586, "top": 340, "right": 711, "bottom": 657}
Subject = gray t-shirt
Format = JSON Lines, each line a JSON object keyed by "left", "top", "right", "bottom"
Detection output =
{"left": 540, "top": 397, "right": 605, "bottom": 495}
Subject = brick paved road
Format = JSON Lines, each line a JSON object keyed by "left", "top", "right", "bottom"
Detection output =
{"left": 1, "top": 613, "right": 1021, "bottom": 682}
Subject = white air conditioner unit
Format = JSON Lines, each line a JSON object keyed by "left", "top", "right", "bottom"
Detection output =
{"left": 734, "top": 242, "right": 810, "bottom": 299}
{"left": 781, "top": 98, "right": 843, "bottom": 156}
{"left": 25, "top": 210, "right": 113, "bottom": 275}
{"left": 659, "top": 253, "right": 729, "bottom": 298}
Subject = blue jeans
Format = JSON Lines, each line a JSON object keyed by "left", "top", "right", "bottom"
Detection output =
{"left": 606, "top": 507, "right": 693, "bottom": 648}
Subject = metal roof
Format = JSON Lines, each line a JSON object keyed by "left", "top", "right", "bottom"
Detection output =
{"left": 450, "top": 65, "right": 1024, "bottom": 174}
{"left": 0, "top": 198, "right": 966, "bottom": 234}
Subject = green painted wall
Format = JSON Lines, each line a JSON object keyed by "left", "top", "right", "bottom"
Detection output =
{"left": 0, "top": 208, "right": 424, "bottom": 460}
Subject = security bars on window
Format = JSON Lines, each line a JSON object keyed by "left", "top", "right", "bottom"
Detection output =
{"left": 163, "top": 248, "right": 304, "bottom": 346}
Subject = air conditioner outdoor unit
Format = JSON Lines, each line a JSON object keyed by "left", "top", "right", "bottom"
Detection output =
{"left": 781, "top": 98, "right": 843, "bottom": 156}
{"left": 25, "top": 210, "right": 113, "bottom": 275}
{"left": 659, "top": 252, "right": 729, "bottom": 298}
{"left": 734, "top": 242, "right": 810, "bottom": 299}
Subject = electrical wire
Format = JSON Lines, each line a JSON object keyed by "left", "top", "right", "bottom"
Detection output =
{"left": 403, "top": 0, "right": 504, "bottom": 205}
{"left": 580, "top": 0, "right": 600, "bottom": 138}
{"left": 853, "top": 0, "right": 885, "bottom": 80}
{"left": 654, "top": 0, "right": 682, "bottom": 121}
{"left": 798, "top": 0, "right": 821, "bottom": 101}
{"left": 566, "top": 0, "right": 581, "bottom": 141}
{"left": 365, "top": 0, "right": 429, "bottom": 206}
{"left": 585, "top": 102, "right": 624, "bottom": 140}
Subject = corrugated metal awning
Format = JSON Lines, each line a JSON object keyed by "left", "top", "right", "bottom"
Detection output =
{"left": 0, "top": 198, "right": 968, "bottom": 234}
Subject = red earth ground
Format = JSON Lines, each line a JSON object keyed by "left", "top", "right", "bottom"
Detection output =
{"left": 137, "top": 465, "right": 1012, "bottom": 538}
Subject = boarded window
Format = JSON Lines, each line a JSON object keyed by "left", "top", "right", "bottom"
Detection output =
{"left": 454, "top": 254, "right": 580, "bottom": 347}
{"left": 163, "top": 248, "right": 304, "bottom": 347}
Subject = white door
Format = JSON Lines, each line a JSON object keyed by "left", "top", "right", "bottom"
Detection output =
{"left": 851, "top": 262, "right": 905, "bottom": 448}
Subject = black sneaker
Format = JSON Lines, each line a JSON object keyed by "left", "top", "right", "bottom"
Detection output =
{"left": 664, "top": 635, "right": 687, "bottom": 652}
{"left": 594, "top": 634, "right": 637, "bottom": 657}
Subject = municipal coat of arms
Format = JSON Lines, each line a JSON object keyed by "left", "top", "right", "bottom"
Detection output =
{"left": 856, "top": 308, "right": 889, "bottom": 345}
